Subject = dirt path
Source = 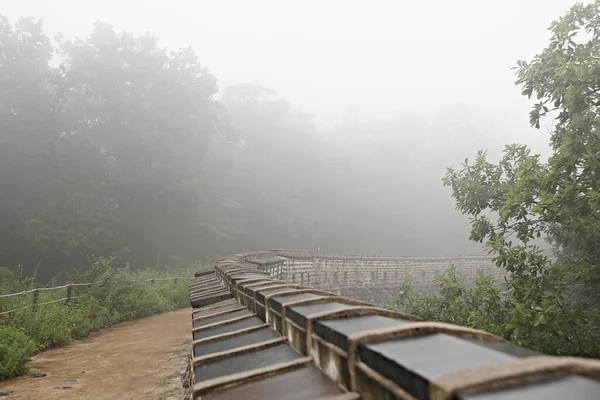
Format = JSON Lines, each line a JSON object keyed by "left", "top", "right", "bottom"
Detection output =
{"left": 1, "top": 308, "right": 192, "bottom": 400}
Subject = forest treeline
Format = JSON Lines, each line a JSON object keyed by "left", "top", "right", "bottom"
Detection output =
{"left": 0, "top": 14, "right": 525, "bottom": 279}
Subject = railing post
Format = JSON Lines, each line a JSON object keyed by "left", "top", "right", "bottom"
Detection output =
{"left": 66, "top": 284, "right": 72, "bottom": 303}
{"left": 32, "top": 289, "right": 39, "bottom": 312}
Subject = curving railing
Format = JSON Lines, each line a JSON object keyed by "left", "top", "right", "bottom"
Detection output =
{"left": 185, "top": 250, "right": 600, "bottom": 400}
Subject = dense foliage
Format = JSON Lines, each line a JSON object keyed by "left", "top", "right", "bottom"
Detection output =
{"left": 0, "top": 258, "right": 193, "bottom": 380}
{"left": 394, "top": 1, "right": 600, "bottom": 357}
{"left": 393, "top": 267, "right": 507, "bottom": 337}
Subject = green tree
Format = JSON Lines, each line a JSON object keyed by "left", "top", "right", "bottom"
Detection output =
{"left": 59, "top": 23, "right": 220, "bottom": 267}
{"left": 0, "top": 16, "right": 121, "bottom": 274}
{"left": 0, "top": 17, "right": 220, "bottom": 277}
{"left": 438, "top": 1, "right": 600, "bottom": 356}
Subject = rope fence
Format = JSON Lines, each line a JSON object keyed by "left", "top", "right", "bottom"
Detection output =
{"left": 0, "top": 276, "right": 193, "bottom": 317}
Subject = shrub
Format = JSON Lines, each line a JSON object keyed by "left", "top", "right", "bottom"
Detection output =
{"left": 391, "top": 265, "right": 600, "bottom": 356}
{"left": 0, "top": 326, "right": 36, "bottom": 380}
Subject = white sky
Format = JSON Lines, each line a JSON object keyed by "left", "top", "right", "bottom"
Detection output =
{"left": 1, "top": 0, "right": 586, "bottom": 136}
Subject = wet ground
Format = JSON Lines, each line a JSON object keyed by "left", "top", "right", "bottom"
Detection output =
{"left": 0, "top": 308, "right": 192, "bottom": 400}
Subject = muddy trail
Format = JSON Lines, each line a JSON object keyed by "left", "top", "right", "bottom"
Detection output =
{"left": 1, "top": 308, "right": 192, "bottom": 400}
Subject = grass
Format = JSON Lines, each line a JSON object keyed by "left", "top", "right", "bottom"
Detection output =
{"left": 0, "top": 257, "right": 196, "bottom": 381}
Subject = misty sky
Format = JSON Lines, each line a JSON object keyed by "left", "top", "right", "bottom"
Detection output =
{"left": 2, "top": 0, "right": 586, "bottom": 139}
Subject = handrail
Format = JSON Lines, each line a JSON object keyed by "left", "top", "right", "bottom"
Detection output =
{"left": 0, "top": 276, "right": 193, "bottom": 299}
{"left": 0, "top": 275, "right": 194, "bottom": 317}
{"left": 190, "top": 252, "right": 600, "bottom": 400}
{"left": 0, "top": 297, "right": 69, "bottom": 316}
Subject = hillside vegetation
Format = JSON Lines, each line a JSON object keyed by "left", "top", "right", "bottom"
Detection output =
{"left": 0, "top": 258, "right": 194, "bottom": 380}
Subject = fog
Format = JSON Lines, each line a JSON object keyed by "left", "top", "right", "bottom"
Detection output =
{"left": 3, "top": 0, "right": 578, "bottom": 129}
{"left": 0, "top": 0, "right": 582, "bottom": 277}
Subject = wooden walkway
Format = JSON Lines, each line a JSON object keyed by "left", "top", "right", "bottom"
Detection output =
{"left": 187, "top": 252, "right": 600, "bottom": 400}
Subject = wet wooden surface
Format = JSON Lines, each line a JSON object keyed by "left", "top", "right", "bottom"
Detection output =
{"left": 192, "top": 316, "right": 264, "bottom": 341}
{"left": 461, "top": 375, "right": 600, "bottom": 400}
{"left": 287, "top": 302, "right": 359, "bottom": 327}
{"left": 200, "top": 365, "right": 346, "bottom": 400}
{"left": 269, "top": 293, "right": 323, "bottom": 312}
{"left": 194, "top": 343, "right": 300, "bottom": 382}
{"left": 193, "top": 327, "right": 280, "bottom": 357}
{"left": 192, "top": 300, "right": 240, "bottom": 320}
{"left": 360, "top": 333, "right": 517, "bottom": 399}
{"left": 314, "top": 315, "right": 409, "bottom": 349}
{"left": 192, "top": 309, "right": 252, "bottom": 328}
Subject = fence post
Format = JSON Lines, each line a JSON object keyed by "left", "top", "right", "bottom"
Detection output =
{"left": 173, "top": 278, "right": 177, "bottom": 286}
{"left": 66, "top": 284, "right": 72, "bottom": 303}
{"left": 151, "top": 279, "right": 155, "bottom": 287}
{"left": 32, "top": 289, "right": 39, "bottom": 312}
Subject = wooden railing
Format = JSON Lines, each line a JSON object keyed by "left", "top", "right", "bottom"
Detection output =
{"left": 0, "top": 276, "right": 191, "bottom": 316}
{"left": 186, "top": 251, "right": 600, "bottom": 400}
